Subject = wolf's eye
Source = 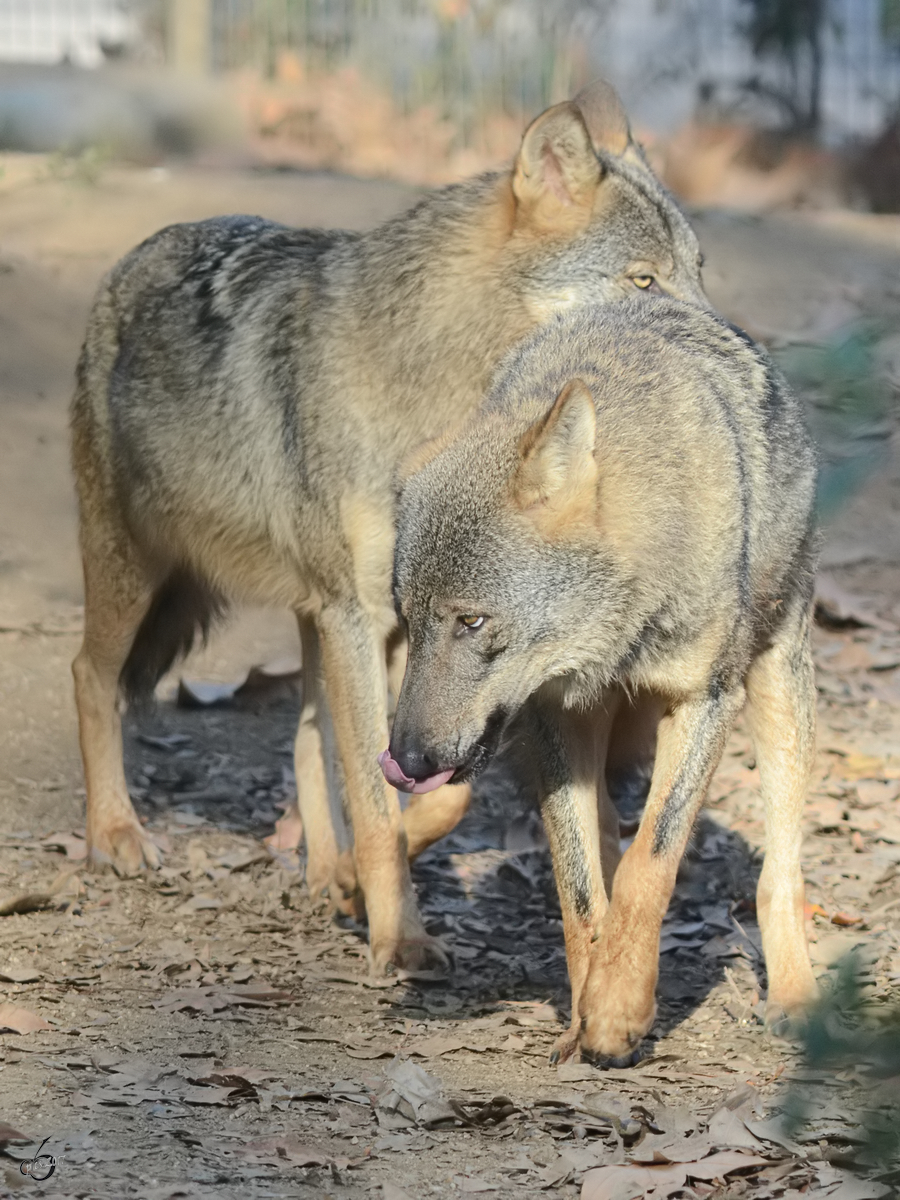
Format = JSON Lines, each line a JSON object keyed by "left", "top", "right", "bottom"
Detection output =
{"left": 632, "top": 275, "right": 654, "bottom": 290}
{"left": 458, "top": 614, "right": 485, "bottom": 631}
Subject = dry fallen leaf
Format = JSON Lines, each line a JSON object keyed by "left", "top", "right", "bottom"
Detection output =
{"left": 378, "top": 1057, "right": 458, "bottom": 1127}
{"left": 382, "top": 1185, "right": 416, "bottom": 1200}
{"left": 0, "top": 1123, "right": 30, "bottom": 1144}
{"left": 816, "top": 575, "right": 896, "bottom": 632}
{"left": 581, "top": 1161, "right": 688, "bottom": 1200}
{"left": 240, "top": 1137, "right": 329, "bottom": 1167}
{"left": 855, "top": 779, "right": 900, "bottom": 808}
{"left": 844, "top": 753, "right": 890, "bottom": 779}
{"left": 180, "top": 1085, "right": 239, "bottom": 1106}
{"left": 453, "top": 1176, "right": 497, "bottom": 1193}
{"left": 581, "top": 1151, "right": 769, "bottom": 1200}
{"left": 41, "top": 831, "right": 87, "bottom": 860}
{"left": 0, "top": 965, "right": 41, "bottom": 983}
{"left": 829, "top": 642, "right": 877, "bottom": 672}
{"left": 153, "top": 984, "right": 293, "bottom": 1016}
{"left": 407, "top": 1035, "right": 488, "bottom": 1058}
{"left": 706, "top": 1105, "right": 765, "bottom": 1151}
{"left": 806, "top": 798, "right": 846, "bottom": 831}
{"left": 831, "top": 911, "right": 864, "bottom": 927}
{"left": 686, "top": 1151, "right": 770, "bottom": 1180}
{"left": 0, "top": 1002, "right": 51, "bottom": 1034}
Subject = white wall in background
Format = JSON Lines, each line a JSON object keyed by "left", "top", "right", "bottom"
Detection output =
{"left": 0, "top": 0, "right": 139, "bottom": 69}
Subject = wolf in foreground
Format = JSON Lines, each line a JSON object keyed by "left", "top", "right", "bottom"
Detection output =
{"left": 385, "top": 299, "right": 819, "bottom": 1062}
{"left": 70, "top": 81, "right": 706, "bottom": 974}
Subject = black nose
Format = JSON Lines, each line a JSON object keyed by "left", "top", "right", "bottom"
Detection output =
{"left": 389, "top": 736, "right": 443, "bottom": 783}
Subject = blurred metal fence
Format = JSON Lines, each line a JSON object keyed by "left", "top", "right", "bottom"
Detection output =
{"left": 208, "top": 0, "right": 604, "bottom": 130}
{"left": 154, "top": 0, "right": 900, "bottom": 144}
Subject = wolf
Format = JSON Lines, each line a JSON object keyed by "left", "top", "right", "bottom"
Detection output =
{"left": 70, "top": 80, "right": 706, "bottom": 975}
{"left": 384, "top": 298, "right": 819, "bottom": 1061}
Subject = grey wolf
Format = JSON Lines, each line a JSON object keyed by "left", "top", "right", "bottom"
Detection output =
{"left": 70, "top": 81, "right": 706, "bottom": 974}
{"left": 385, "top": 299, "right": 818, "bottom": 1060}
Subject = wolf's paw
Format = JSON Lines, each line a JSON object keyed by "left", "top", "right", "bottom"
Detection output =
{"left": 265, "top": 804, "right": 304, "bottom": 852}
{"left": 579, "top": 987, "right": 656, "bottom": 1064}
{"left": 582, "top": 1046, "right": 644, "bottom": 1069}
{"left": 549, "top": 1025, "right": 581, "bottom": 1065}
{"left": 765, "top": 972, "right": 818, "bottom": 1039}
{"left": 370, "top": 932, "right": 450, "bottom": 977}
{"left": 304, "top": 851, "right": 339, "bottom": 906}
{"left": 88, "top": 820, "right": 160, "bottom": 876}
{"left": 764, "top": 994, "right": 816, "bottom": 1041}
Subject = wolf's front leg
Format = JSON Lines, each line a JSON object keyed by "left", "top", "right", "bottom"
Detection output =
{"left": 530, "top": 698, "right": 616, "bottom": 1064}
{"left": 580, "top": 684, "right": 745, "bottom": 1063}
{"left": 316, "top": 601, "right": 444, "bottom": 974}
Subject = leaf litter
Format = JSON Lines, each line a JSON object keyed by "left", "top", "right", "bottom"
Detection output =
{"left": 0, "top": 581, "right": 897, "bottom": 1195}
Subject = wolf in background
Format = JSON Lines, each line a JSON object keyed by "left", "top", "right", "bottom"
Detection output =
{"left": 385, "top": 299, "right": 818, "bottom": 1061}
{"left": 70, "top": 81, "right": 705, "bottom": 973}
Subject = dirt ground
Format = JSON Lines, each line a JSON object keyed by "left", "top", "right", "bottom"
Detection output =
{"left": 0, "top": 156, "right": 900, "bottom": 1200}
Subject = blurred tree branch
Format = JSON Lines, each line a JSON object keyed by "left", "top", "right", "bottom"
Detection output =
{"left": 738, "top": 0, "right": 827, "bottom": 134}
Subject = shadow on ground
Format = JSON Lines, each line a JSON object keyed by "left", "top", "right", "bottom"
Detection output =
{"left": 122, "top": 688, "right": 768, "bottom": 1057}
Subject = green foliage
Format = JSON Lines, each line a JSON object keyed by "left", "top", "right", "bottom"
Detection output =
{"left": 43, "top": 143, "right": 112, "bottom": 186}
{"left": 737, "top": 0, "right": 827, "bottom": 131}
{"left": 740, "top": 0, "right": 826, "bottom": 60}
{"left": 773, "top": 323, "right": 894, "bottom": 520}
{"left": 882, "top": 0, "right": 900, "bottom": 51}
{"left": 789, "top": 955, "right": 900, "bottom": 1173}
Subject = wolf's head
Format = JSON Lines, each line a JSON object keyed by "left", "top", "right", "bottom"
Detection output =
{"left": 503, "top": 80, "right": 707, "bottom": 318}
{"left": 382, "top": 380, "right": 626, "bottom": 794}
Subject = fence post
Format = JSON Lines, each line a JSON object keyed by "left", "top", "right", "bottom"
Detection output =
{"left": 168, "top": 0, "right": 212, "bottom": 75}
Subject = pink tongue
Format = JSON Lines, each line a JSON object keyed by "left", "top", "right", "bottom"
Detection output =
{"left": 378, "top": 749, "right": 455, "bottom": 794}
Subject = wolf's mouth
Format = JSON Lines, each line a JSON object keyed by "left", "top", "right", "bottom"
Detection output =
{"left": 378, "top": 750, "right": 454, "bottom": 794}
{"left": 445, "top": 706, "right": 509, "bottom": 786}
{"left": 378, "top": 707, "right": 510, "bottom": 794}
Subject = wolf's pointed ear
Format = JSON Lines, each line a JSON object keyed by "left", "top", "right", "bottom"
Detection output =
{"left": 512, "top": 102, "right": 601, "bottom": 233}
{"left": 573, "top": 79, "right": 632, "bottom": 157}
{"left": 514, "top": 380, "right": 598, "bottom": 519}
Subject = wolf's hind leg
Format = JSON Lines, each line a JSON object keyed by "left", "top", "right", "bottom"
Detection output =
{"left": 284, "top": 615, "right": 352, "bottom": 910}
{"left": 73, "top": 517, "right": 157, "bottom": 875}
{"left": 746, "top": 599, "right": 818, "bottom": 1027}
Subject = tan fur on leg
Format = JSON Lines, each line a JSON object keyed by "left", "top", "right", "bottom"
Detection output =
{"left": 538, "top": 701, "right": 615, "bottom": 1064}
{"left": 74, "top": 520, "right": 158, "bottom": 876}
{"left": 290, "top": 615, "right": 347, "bottom": 905}
{"left": 402, "top": 783, "right": 473, "bottom": 859}
{"left": 746, "top": 602, "right": 818, "bottom": 1024}
{"left": 317, "top": 603, "right": 443, "bottom": 973}
{"left": 581, "top": 687, "right": 744, "bottom": 1060}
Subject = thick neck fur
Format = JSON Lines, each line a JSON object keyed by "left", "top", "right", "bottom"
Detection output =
{"left": 343, "top": 172, "right": 537, "bottom": 450}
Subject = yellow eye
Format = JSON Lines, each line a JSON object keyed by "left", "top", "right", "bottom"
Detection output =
{"left": 632, "top": 275, "right": 654, "bottom": 290}
{"left": 459, "top": 615, "right": 485, "bottom": 630}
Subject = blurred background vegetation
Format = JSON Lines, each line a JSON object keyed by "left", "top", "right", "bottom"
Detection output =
{"left": 1, "top": 0, "right": 900, "bottom": 196}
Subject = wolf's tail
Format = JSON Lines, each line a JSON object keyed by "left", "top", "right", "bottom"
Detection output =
{"left": 119, "top": 569, "right": 228, "bottom": 708}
